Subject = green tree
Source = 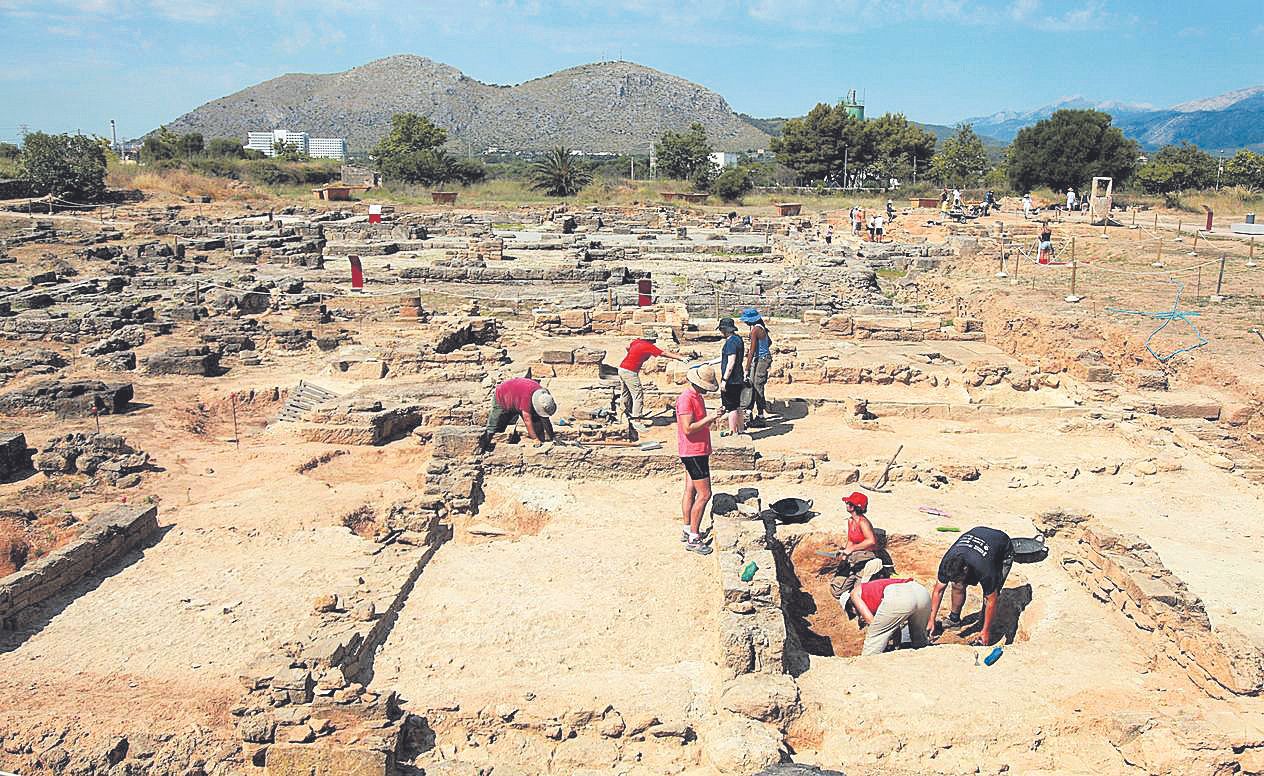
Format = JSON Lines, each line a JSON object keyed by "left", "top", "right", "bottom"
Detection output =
{"left": 0, "top": 142, "right": 19, "bottom": 159}
{"left": 1223, "top": 149, "right": 1264, "bottom": 191}
{"left": 654, "top": 123, "right": 714, "bottom": 185}
{"left": 868, "top": 113, "right": 937, "bottom": 186}
{"left": 530, "top": 146, "right": 593, "bottom": 196}
{"left": 271, "top": 140, "right": 308, "bottom": 162}
{"left": 19, "top": 131, "right": 108, "bottom": 201}
{"left": 929, "top": 124, "right": 990, "bottom": 187}
{"left": 371, "top": 113, "right": 468, "bottom": 184}
{"left": 1007, "top": 109, "right": 1139, "bottom": 192}
{"left": 1133, "top": 142, "right": 1218, "bottom": 193}
{"left": 771, "top": 103, "right": 870, "bottom": 183}
{"left": 206, "top": 137, "right": 246, "bottom": 158}
{"left": 141, "top": 126, "right": 203, "bottom": 161}
{"left": 712, "top": 166, "right": 754, "bottom": 202}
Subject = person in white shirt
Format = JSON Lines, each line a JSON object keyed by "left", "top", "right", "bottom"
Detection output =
{"left": 873, "top": 214, "right": 885, "bottom": 242}
{"left": 1022, "top": 193, "right": 1034, "bottom": 220}
{"left": 1066, "top": 188, "right": 1076, "bottom": 210}
{"left": 952, "top": 188, "right": 962, "bottom": 206}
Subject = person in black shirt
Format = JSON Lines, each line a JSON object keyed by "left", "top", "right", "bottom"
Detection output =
{"left": 927, "top": 526, "right": 1013, "bottom": 646}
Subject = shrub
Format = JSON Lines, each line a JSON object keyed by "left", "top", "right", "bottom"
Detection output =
{"left": 19, "top": 131, "right": 108, "bottom": 201}
{"left": 713, "top": 167, "right": 754, "bottom": 202}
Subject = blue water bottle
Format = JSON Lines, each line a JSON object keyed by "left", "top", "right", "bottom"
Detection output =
{"left": 983, "top": 646, "right": 1003, "bottom": 666}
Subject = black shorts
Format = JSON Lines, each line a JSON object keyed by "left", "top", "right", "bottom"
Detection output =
{"left": 720, "top": 383, "right": 744, "bottom": 412}
{"left": 681, "top": 455, "right": 710, "bottom": 481}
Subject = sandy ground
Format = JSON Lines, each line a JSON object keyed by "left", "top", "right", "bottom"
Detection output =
{"left": 372, "top": 475, "right": 723, "bottom": 724}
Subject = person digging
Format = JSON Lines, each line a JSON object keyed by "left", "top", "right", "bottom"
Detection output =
{"left": 927, "top": 525, "right": 1014, "bottom": 647}
{"left": 850, "top": 577, "right": 932, "bottom": 656}
{"left": 676, "top": 364, "right": 722, "bottom": 556}
{"left": 486, "top": 376, "right": 557, "bottom": 446}
{"left": 616, "top": 330, "right": 688, "bottom": 428}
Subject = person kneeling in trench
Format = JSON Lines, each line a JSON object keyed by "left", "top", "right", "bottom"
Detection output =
{"left": 851, "top": 578, "right": 932, "bottom": 656}
{"left": 486, "top": 377, "right": 557, "bottom": 445}
{"left": 927, "top": 526, "right": 1014, "bottom": 647}
{"left": 828, "top": 492, "right": 885, "bottom": 607}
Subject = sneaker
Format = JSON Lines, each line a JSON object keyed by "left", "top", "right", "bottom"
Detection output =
{"left": 947, "top": 612, "right": 962, "bottom": 627}
{"left": 681, "top": 528, "right": 690, "bottom": 543}
{"left": 685, "top": 538, "right": 714, "bottom": 555}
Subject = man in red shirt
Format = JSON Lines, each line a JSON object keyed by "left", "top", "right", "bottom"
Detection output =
{"left": 850, "top": 578, "right": 931, "bottom": 656}
{"left": 487, "top": 377, "right": 557, "bottom": 443}
{"left": 617, "top": 331, "right": 687, "bottom": 424}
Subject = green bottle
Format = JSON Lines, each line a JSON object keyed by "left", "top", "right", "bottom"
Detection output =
{"left": 740, "top": 561, "right": 758, "bottom": 582}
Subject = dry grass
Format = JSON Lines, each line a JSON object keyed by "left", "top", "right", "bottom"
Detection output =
{"left": 108, "top": 164, "right": 265, "bottom": 201}
{"left": 340, "top": 505, "right": 379, "bottom": 538}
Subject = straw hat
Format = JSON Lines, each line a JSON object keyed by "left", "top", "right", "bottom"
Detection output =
{"left": 686, "top": 364, "right": 719, "bottom": 393}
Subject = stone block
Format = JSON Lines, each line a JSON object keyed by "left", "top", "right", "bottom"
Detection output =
{"left": 720, "top": 673, "right": 801, "bottom": 723}
{"left": 953, "top": 317, "right": 982, "bottom": 333}
{"left": 541, "top": 349, "right": 575, "bottom": 365}
{"left": 558, "top": 309, "right": 591, "bottom": 329}
{"left": 432, "top": 426, "right": 485, "bottom": 459}
{"left": 1151, "top": 398, "right": 1221, "bottom": 421}
{"left": 264, "top": 744, "right": 391, "bottom": 775}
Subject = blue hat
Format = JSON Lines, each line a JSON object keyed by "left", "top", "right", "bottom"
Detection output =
{"left": 739, "top": 308, "right": 762, "bottom": 324}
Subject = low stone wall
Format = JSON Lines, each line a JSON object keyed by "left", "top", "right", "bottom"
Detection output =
{"left": 0, "top": 432, "right": 33, "bottom": 477}
{"left": 0, "top": 505, "right": 159, "bottom": 629}
{"left": 1038, "top": 511, "right": 1264, "bottom": 697}
{"left": 234, "top": 514, "right": 449, "bottom": 769}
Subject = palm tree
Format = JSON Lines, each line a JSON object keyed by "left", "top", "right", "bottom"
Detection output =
{"left": 530, "top": 146, "right": 592, "bottom": 197}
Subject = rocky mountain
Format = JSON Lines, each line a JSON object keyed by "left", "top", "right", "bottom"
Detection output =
{"left": 164, "top": 55, "right": 770, "bottom": 153}
{"left": 962, "top": 88, "right": 1264, "bottom": 151}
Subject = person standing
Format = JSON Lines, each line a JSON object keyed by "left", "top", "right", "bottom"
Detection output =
{"left": 866, "top": 213, "right": 877, "bottom": 241}
{"left": 1037, "top": 222, "right": 1054, "bottom": 264}
{"left": 1066, "top": 187, "right": 1077, "bottom": 211}
{"left": 616, "top": 331, "right": 687, "bottom": 425}
{"left": 717, "top": 317, "right": 745, "bottom": 436}
{"left": 952, "top": 188, "right": 962, "bottom": 207}
{"left": 487, "top": 377, "right": 557, "bottom": 444}
{"left": 676, "top": 365, "right": 720, "bottom": 555}
{"left": 739, "top": 308, "right": 772, "bottom": 426}
{"left": 927, "top": 526, "right": 1014, "bottom": 646}
{"left": 1022, "top": 193, "right": 1034, "bottom": 220}
{"left": 873, "top": 212, "right": 885, "bottom": 242}
{"left": 851, "top": 578, "right": 932, "bottom": 656}
{"left": 939, "top": 197, "right": 951, "bottom": 224}
{"left": 824, "top": 223, "right": 834, "bottom": 245}
{"left": 852, "top": 206, "right": 863, "bottom": 236}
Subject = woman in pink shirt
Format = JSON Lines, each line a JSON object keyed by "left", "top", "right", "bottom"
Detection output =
{"left": 676, "top": 364, "right": 721, "bottom": 555}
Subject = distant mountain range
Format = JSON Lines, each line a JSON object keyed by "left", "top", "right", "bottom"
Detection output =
{"left": 161, "top": 56, "right": 1264, "bottom": 155}
{"left": 961, "top": 87, "right": 1264, "bottom": 151}
{"left": 165, "top": 55, "right": 770, "bottom": 154}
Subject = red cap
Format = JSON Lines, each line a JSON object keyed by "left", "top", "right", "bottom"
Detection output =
{"left": 842, "top": 492, "right": 868, "bottom": 510}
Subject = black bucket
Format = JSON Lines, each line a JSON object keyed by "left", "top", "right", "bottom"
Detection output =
{"left": 770, "top": 497, "right": 814, "bottom": 524}
{"left": 1011, "top": 536, "right": 1048, "bottom": 564}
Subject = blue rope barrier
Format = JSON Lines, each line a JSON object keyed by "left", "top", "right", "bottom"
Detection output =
{"left": 1105, "top": 280, "right": 1208, "bottom": 363}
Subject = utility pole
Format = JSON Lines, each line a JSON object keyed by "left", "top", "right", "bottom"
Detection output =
{"left": 843, "top": 147, "right": 849, "bottom": 191}
{"left": 630, "top": 156, "right": 635, "bottom": 180}
{"left": 912, "top": 156, "right": 917, "bottom": 186}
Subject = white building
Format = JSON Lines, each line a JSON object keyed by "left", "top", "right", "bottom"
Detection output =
{"left": 308, "top": 137, "right": 347, "bottom": 161}
{"left": 709, "top": 151, "right": 740, "bottom": 169}
{"left": 245, "top": 130, "right": 347, "bottom": 160}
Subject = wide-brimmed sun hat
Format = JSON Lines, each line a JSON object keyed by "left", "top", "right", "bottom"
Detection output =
{"left": 718, "top": 317, "right": 737, "bottom": 332}
{"left": 739, "top": 307, "right": 762, "bottom": 324}
{"left": 530, "top": 389, "right": 557, "bottom": 417}
{"left": 686, "top": 364, "right": 719, "bottom": 393}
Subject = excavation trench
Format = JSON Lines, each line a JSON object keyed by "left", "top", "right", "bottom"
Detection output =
{"left": 777, "top": 531, "right": 1033, "bottom": 661}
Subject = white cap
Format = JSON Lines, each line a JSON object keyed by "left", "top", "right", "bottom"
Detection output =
{"left": 531, "top": 389, "right": 557, "bottom": 417}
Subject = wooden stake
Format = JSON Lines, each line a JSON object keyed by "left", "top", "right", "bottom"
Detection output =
{"left": 1196, "top": 265, "right": 1202, "bottom": 301}
{"left": 1215, "top": 255, "right": 1227, "bottom": 297}
{"left": 1131, "top": 208, "right": 1137, "bottom": 227}
{"left": 713, "top": 287, "right": 720, "bottom": 318}
{"left": 231, "top": 395, "right": 240, "bottom": 449}
{"left": 1192, "top": 231, "right": 1199, "bottom": 251}
{"left": 1154, "top": 212, "right": 1159, "bottom": 230}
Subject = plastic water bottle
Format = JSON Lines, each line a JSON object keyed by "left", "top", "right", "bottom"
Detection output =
{"left": 983, "top": 646, "right": 1003, "bottom": 666}
{"left": 740, "top": 561, "right": 757, "bottom": 582}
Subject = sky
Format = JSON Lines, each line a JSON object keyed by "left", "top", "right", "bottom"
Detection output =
{"left": 1, "top": 0, "right": 1262, "bottom": 143}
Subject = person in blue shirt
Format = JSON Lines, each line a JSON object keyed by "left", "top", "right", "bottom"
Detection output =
{"left": 718, "top": 317, "right": 745, "bottom": 435}
{"left": 740, "top": 307, "right": 772, "bottom": 426}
